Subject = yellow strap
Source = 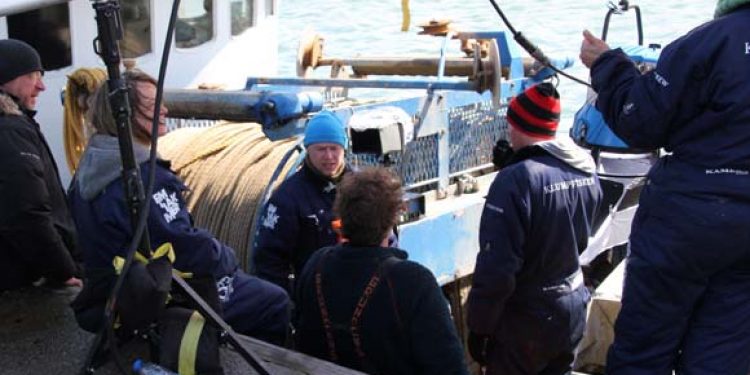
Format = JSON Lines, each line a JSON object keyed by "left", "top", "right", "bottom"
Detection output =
{"left": 401, "top": 0, "right": 411, "bottom": 31}
{"left": 112, "top": 252, "right": 149, "bottom": 275}
{"left": 153, "top": 242, "right": 176, "bottom": 263}
{"left": 112, "top": 243, "right": 194, "bottom": 280}
{"left": 179, "top": 311, "right": 205, "bottom": 375}
{"left": 112, "top": 243, "right": 177, "bottom": 274}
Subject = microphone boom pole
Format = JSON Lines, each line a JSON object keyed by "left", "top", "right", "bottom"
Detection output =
{"left": 82, "top": 2, "right": 272, "bottom": 374}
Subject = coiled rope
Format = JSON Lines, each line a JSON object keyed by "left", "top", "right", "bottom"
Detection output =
{"left": 159, "top": 121, "right": 301, "bottom": 270}
{"left": 63, "top": 67, "right": 108, "bottom": 173}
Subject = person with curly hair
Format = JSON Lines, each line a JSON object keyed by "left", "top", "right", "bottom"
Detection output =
{"left": 294, "top": 167, "right": 468, "bottom": 375}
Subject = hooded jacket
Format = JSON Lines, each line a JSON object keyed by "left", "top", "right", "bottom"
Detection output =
{"left": 0, "top": 91, "right": 81, "bottom": 290}
{"left": 69, "top": 134, "right": 238, "bottom": 281}
{"left": 591, "top": 6, "right": 750, "bottom": 199}
{"left": 69, "top": 135, "right": 291, "bottom": 337}
{"left": 467, "top": 137, "right": 602, "bottom": 336}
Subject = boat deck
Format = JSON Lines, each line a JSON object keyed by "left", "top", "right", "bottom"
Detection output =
{"left": 0, "top": 286, "right": 363, "bottom": 375}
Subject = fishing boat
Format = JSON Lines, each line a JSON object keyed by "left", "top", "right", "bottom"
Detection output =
{"left": 156, "top": 14, "right": 656, "bottom": 372}
{"left": 1, "top": 0, "right": 279, "bottom": 185}
{"left": 0, "top": 0, "right": 657, "bottom": 373}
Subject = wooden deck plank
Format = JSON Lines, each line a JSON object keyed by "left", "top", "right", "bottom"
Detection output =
{"left": 0, "top": 286, "right": 363, "bottom": 375}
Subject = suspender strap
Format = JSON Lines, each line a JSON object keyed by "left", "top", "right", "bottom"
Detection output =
{"left": 350, "top": 258, "right": 389, "bottom": 359}
{"left": 314, "top": 251, "right": 401, "bottom": 366}
{"left": 314, "top": 249, "right": 338, "bottom": 361}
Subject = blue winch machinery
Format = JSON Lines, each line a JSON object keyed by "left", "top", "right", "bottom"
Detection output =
{"left": 570, "top": 2, "right": 662, "bottom": 279}
{"left": 165, "top": 29, "right": 573, "bottom": 288}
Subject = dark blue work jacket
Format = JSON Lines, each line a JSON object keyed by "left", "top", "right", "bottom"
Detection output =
{"left": 468, "top": 144, "right": 601, "bottom": 336}
{"left": 68, "top": 135, "right": 238, "bottom": 283}
{"left": 591, "top": 7, "right": 750, "bottom": 198}
{"left": 253, "top": 162, "right": 344, "bottom": 292}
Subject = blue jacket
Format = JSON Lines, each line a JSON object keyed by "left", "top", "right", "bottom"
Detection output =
{"left": 295, "top": 244, "right": 469, "bottom": 375}
{"left": 467, "top": 139, "right": 602, "bottom": 336}
{"left": 69, "top": 135, "right": 237, "bottom": 287}
{"left": 253, "top": 162, "right": 343, "bottom": 292}
{"left": 591, "top": 6, "right": 750, "bottom": 197}
{"left": 69, "top": 135, "right": 290, "bottom": 338}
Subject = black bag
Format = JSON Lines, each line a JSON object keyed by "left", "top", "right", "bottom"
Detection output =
{"left": 117, "top": 256, "right": 173, "bottom": 332}
{"left": 158, "top": 276, "right": 224, "bottom": 375}
{"left": 158, "top": 306, "right": 223, "bottom": 375}
{"left": 71, "top": 253, "right": 172, "bottom": 334}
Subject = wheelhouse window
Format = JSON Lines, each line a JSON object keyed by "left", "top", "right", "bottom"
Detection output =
{"left": 121, "top": 0, "right": 152, "bottom": 58}
{"left": 230, "top": 0, "right": 255, "bottom": 36}
{"left": 176, "top": 0, "right": 214, "bottom": 48}
{"left": 7, "top": 3, "right": 71, "bottom": 71}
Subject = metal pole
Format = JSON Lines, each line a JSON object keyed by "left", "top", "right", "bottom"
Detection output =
{"left": 163, "top": 89, "right": 266, "bottom": 121}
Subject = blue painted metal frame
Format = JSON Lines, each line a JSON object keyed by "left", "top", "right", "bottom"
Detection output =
{"left": 242, "top": 30, "right": 574, "bottom": 285}
{"left": 398, "top": 193, "right": 487, "bottom": 285}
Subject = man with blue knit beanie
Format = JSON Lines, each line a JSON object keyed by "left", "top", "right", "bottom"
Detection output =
{"left": 303, "top": 111, "right": 348, "bottom": 148}
{"left": 254, "top": 111, "right": 350, "bottom": 293}
{"left": 580, "top": 0, "right": 750, "bottom": 373}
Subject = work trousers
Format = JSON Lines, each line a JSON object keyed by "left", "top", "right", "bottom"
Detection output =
{"left": 487, "top": 286, "right": 589, "bottom": 375}
{"left": 607, "top": 184, "right": 750, "bottom": 375}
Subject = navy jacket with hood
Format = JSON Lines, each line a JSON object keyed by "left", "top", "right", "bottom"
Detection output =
{"left": 253, "top": 162, "right": 344, "bottom": 292}
{"left": 69, "top": 135, "right": 238, "bottom": 280}
{"left": 591, "top": 6, "right": 750, "bottom": 198}
{"left": 0, "top": 91, "right": 82, "bottom": 290}
{"left": 467, "top": 138, "right": 602, "bottom": 337}
{"left": 69, "top": 135, "right": 289, "bottom": 337}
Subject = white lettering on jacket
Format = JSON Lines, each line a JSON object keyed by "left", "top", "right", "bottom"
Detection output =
{"left": 623, "top": 102, "right": 635, "bottom": 115}
{"left": 262, "top": 203, "right": 280, "bottom": 230}
{"left": 705, "top": 168, "right": 750, "bottom": 176}
{"left": 152, "top": 188, "right": 180, "bottom": 223}
{"left": 323, "top": 181, "right": 336, "bottom": 193}
{"left": 654, "top": 72, "right": 669, "bottom": 87}
{"left": 216, "top": 275, "right": 234, "bottom": 302}
{"left": 306, "top": 214, "right": 320, "bottom": 226}
{"left": 485, "top": 203, "right": 504, "bottom": 214}
{"left": 543, "top": 177, "right": 596, "bottom": 194}
{"left": 745, "top": 42, "right": 750, "bottom": 55}
{"left": 19, "top": 151, "right": 41, "bottom": 161}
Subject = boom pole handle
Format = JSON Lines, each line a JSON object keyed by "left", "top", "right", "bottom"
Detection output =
{"left": 92, "top": 0, "right": 152, "bottom": 254}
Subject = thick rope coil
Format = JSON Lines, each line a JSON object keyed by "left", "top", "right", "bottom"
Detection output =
{"left": 159, "top": 122, "right": 300, "bottom": 270}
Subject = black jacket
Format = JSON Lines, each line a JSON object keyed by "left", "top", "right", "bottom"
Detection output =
{"left": 0, "top": 91, "right": 81, "bottom": 290}
{"left": 294, "top": 244, "right": 469, "bottom": 375}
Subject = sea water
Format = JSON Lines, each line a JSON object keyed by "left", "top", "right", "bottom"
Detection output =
{"left": 276, "top": 0, "right": 715, "bottom": 134}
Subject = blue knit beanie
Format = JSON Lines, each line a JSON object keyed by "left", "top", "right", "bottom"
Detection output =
{"left": 303, "top": 111, "right": 348, "bottom": 148}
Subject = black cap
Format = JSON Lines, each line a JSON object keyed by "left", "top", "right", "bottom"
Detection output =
{"left": 0, "top": 39, "right": 43, "bottom": 85}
